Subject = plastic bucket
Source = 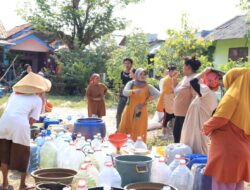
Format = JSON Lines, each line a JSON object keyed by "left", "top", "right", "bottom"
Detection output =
{"left": 31, "top": 168, "right": 77, "bottom": 184}
{"left": 114, "top": 155, "right": 152, "bottom": 187}
{"left": 74, "top": 118, "right": 106, "bottom": 140}
{"left": 124, "top": 182, "right": 177, "bottom": 190}
{"left": 44, "top": 119, "right": 62, "bottom": 129}
{"left": 36, "top": 182, "right": 66, "bottom": 190}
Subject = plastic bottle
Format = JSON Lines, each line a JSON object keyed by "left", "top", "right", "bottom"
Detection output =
{"left": 63, "top": 143, "right": 80, "bottom": 169}
{"left": 83, "top": 140, "right": 93, "bottom": 154}
{"left": 151, "top": 157, "right": 172, "bottom": 184}
{"left": 169, "top": 154, "right": 182, "bottom": 171}
{"left": 97, "top": 133, "right": 103, "bottom": 143}
{"left": 169, "top": 160, "right": 194, "bottom": 190}
{"left": 98, "top": 162, "right": 121, "bottom": 188}
{"left": 72, "top": 166, "right": 96, "bottom": 190}
{"left": 82, "top": 159, "right": 99, "bottom": 184}
{"left": 40, "top": 137, "right": 57, "bottom": 168}
{"left": 125, "top": 134, "right": 134, "bottom": 151}
{"left": 92, "top": 135, "right": 101, "bottom": 149}
{"left": 77, "top": 180, "right": 88, "bottom": 190}
{"left": 93, "top": 148, "right": 106, "bottom": 170}
{"left": 134, "top": 136, "right": 147, "bottom": 150}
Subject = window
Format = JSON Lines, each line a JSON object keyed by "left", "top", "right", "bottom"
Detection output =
{"left": 228, "top": 47, "right": 248, "bottom": 61}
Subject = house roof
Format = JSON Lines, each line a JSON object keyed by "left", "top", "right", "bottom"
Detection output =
{"left": 7, "top": 32, "right": 53, "bottom": 51}
{"left": 0, "top": 21, "right": 7, "bottom": 38}
{"left": 6, "top": 23, "right": 32, "bottom": 38}
{"left": 207, "top": 15, "right": 247, "bottom": 41}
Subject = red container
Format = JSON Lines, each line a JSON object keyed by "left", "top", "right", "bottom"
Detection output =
{"left": 109, "top": 133, "right": 128, "bottom": 152}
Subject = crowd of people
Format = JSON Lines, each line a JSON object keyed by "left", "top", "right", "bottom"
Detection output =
{"left": 0, "top": 57, "right": 249, "bottom": 190}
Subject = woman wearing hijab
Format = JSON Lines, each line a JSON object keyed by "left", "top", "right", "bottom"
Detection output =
{"left": 180, "top": 69, "right": 221, "bottom": 154}
{"left": 202, "top": 68, "right": 250, "bottom": 190}
{"left": 0, "top": 72, "right": 51, "bottom": 190}
{"left": 86, "top": 73, "right": 108, "bottom": 118}
{"left": 118, "top": 68, "right": 160, "bottom": 142}
{"left": 173, "top": 56, "right": 201, "bottom": 143}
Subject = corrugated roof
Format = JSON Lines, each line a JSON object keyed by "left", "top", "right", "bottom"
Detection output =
{"left": 6, "top": 23, "right": 32, "bottom": 38}
{"left": 207, "top": 15, "right": 247, "bottom": 41}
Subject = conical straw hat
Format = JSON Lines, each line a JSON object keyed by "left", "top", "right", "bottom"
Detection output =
{"left": 13, "top": 72, "right": 52, "bottom": 94}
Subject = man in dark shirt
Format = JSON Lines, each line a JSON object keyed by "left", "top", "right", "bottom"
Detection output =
{"left": 116, "top": 58, "right": 133, "bottom": 128}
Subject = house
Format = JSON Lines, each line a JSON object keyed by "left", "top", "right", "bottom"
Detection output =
{"left": 0, "top": 22, "right": 56, "bottom": 80}
{"left": 207, "top": 15, "right": 249, "bottom": 66}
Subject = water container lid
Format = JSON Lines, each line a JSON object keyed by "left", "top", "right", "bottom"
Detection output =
{"left": 180, "top": 159, "right": 186, "bottom": 165}
{"left": 87, "top": 139, "right": 91, "bottom": 142}
{"left": 137, "top": 136, "right": 142, "bottom": 140}
{"left": 80, "top": 165, "right": 87, "bottom": 170}
{"left": 105, "top": 161, "right": 113, "bottom": 167}
{"left": 159, "top": 157, "right": 165, "bottom": 163}
{"left": 77, "top": 133, "right": 82, "bottom": 138}
{"left": 97, "top": 133, "right": 101, "bottom": 136}
{"left": 78, "top": 180, "right": 87, "bottom": 188}
{"left": 45, "top": 136, "right": 52, "bottom": 141}
{"left": 175, "top": 154, "right": 181, "bottom": 159}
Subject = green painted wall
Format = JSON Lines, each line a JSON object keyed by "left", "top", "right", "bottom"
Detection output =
{"left": 213, "top": 38, "right": 250, "bottom": 66}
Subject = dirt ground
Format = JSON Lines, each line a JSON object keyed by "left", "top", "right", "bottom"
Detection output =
{"left": 0, "top": 107, "right": 250, "bottom": 190}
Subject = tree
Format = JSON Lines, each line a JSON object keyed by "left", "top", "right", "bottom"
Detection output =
{"left": 154, "top": 14, "right": 213, "bottom": 76}
{"left": 51, "top": 34, "right": 117, "bottom": 95}
{"left": 18, "top": 0, "right": 142, "bottom": 49}
{"left": 106, "top": 31, "right": 150, "bottom": 90}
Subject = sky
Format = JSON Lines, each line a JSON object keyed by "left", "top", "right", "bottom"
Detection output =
{"left": 0, "top": 0, "right": 243, "bottom": 38}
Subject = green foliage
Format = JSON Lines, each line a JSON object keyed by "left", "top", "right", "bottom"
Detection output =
{"left": 49, "top": 34, "right": 117, "bottom": 95}
{"left": 106, "top": 31, "right": 150, "bottom": 90}
{"left": 220, "top": 59, "right": 250, "bottom": 72}
{"left": 18, "top": 0, "right": 142, "bottom": 49}
{"left": 154, "top": 14, "right": 213, "bottom": 76}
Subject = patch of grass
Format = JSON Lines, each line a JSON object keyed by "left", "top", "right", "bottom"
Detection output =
{"left": 147, "top": 130, "right": 173, "bottom": 149}
{"left": 47, "top": 94, "right": 118, "bottom": 109}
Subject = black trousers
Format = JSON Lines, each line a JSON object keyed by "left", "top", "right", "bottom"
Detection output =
{"left": 173, "top": 116, "right": 185, "bottom": 143}
{"left": 163, "top": 111, "right": 175, "bottom": 128}
{"left": 116, "top": 96, "right": 128, "bottom": 128}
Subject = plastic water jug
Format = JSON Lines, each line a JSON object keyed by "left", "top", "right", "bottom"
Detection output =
{"left": 169, "top": 154, "right": 181, "bottom": 171}
{"left": 82, "top": 159, "right": 99, "bottom": 184}
{"left": 77, "top": 180, "right": 88, "bottom": 190}
{"left": 169, "top": 160, "right": 194, "bottom": 190}
{"left": 72, "top": 166, "right": 96, "bottom": 189}
{"left": 134, "top": 136, "right": 147, "bottom": 150}
{"left": 98, "top": 162, "right": 122, "bottom": 188}
{"left": 151, "top": 157, "right": 172, "bottom": 184}
{"left": 125, "top": 134, "right": 134, "bottom": 151}
{"left": 93, "top": 148, "right": 106, "bottom": 170}
{"left": 193, "top": 164, "right": 212, "bottom": 190}
{"left": 27, "top": 142, "right": 39, "bottom": 174}
{"left": 165, "top": 143, "right": 192, "bottom": 164}
{"left": 40, "top": 137, "right": 57, "bottom": 168}
{"left": 92, "top": 135, "right": 101, "bottom": 149}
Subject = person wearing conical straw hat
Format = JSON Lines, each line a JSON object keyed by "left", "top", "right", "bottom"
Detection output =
{"left": 0, "top": 72, "right": 51, "bottom": 190}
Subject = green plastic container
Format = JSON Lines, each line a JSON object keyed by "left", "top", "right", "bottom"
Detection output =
{"left": 114, "top": 155, "right": 152, "bottom": 187}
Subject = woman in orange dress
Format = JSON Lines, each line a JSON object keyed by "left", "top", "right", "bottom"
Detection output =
{"left": 156, "top": 65, "right": 178, "bottom": 136}
{"left": 202, "top": 68, "right": 250, "bottom": 190}
{"left": 118, "top": 68, "right": 160, "bottom": 142}
{"left": 86, "top": 73, "right": 108, "bottom": 118}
